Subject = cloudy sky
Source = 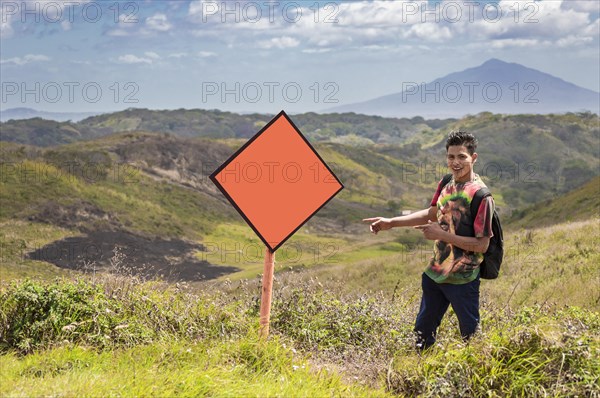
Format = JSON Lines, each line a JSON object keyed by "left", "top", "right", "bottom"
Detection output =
{"left": 1, "top": 0, "right": 598, "bottom": 114}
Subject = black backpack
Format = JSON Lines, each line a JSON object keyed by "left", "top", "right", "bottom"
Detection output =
{"left": 440, "top": 174, "right": 504, "bottom": 279}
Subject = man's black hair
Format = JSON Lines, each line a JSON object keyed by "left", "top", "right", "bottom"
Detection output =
{"left": 445, "top": 131, "right": 477, "bottom": 155}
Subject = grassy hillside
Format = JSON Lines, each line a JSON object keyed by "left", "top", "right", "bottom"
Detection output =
{"left": 2, "top": 114, "right": 599, "bottom": 284}
{"left": 1, "top": 134, "right": 409, "bottom": 283}
{"left": 1, "top": 250, "right": 598, "bottom": 396}
{"left": 0, "top": 118, "right": 97, "bottom": 147}
{"left": 269, "top": 218, "right": 600, "bottom": 310}
{"left": 508, "top": 176, "right": 600, "bottom": 229}
{"left": 1, "top": 108, "right": 454, "bottom": 145}
{"left": 2, "top": 111, "right": 598, "bottom": 212}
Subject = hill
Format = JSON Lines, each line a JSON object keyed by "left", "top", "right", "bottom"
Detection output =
{"left": 508, "top": 176, "right": 600, "bottom": 229}
{"left": 0, "top": 118, "right": 98, "bottom": 147}
{"left": 2, "top": 110, "right": 598, "bottom": 209}
{"left": 1, "top": 108, "right": 455, "bottom": 146}
{"left": 0, "top": 133, "right": 402, "bottom": 282}
{"left": 1, "top": 111, "right": 599, "bottom": 283}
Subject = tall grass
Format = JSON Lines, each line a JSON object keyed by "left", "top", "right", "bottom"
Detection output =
{"left": 1, "top": 218, "right": 598, "bottom": 396}
{"left": 1, "top": 276, "right": 597, "bottom": 397}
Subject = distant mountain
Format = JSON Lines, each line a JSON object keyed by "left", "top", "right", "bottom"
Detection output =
{"left": 328, "top": 59, "right": 600, "bottom": 118}
{"left": 0, "top": 107, "right": 103, "bottom": 122}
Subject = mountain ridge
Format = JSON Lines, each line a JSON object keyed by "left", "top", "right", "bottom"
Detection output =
{"left": 327, "top": 58, "right": 600, "bottom": 118}
{"left": 0, "top": 107, "right": 103, "bottom": 123}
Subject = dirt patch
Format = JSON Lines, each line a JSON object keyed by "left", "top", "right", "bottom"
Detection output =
{"left": 26, "top": 230, "right": 240, "bottom": 281}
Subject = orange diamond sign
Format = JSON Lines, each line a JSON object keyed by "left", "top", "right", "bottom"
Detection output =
{"left": 210, "top": 111, "right": 343, "bottom": 251}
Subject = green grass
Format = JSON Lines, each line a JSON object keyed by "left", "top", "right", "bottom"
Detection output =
{"left": 199, "top": 223, "right": 352, "bottom": 280}
{"left": 0, "top": 277, "right": 597, "bottom": 397}
{"left": 1, "top": 113, "right": 599, "bottom": 396}
{"left": 387, "top": 305, "right": 599, "bottom": 396}
{"left": 0, "top": 278, "right": 391, "bottom": 397}
{"left": 0, "top": 338, "right": 390, "bottom": 397}
{"left": 200, "top": 222, "right": 423, "bottom": 281}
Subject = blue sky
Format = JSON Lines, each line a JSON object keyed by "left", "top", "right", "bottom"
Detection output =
{"left": 1, "top": 0, "right": 599, "bottom": 114}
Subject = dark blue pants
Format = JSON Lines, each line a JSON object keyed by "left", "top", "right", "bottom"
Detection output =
{"left": 414, "top": 273, "right": 480, "bottom": 349}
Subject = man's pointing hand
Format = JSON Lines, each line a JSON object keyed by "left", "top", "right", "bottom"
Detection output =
{"left": 362, "top": 217, "right": 392, "bottom": 234}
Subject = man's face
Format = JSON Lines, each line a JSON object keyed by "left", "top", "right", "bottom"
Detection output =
{"left": 446, "top": 145, "right": 477, "bottom": 183}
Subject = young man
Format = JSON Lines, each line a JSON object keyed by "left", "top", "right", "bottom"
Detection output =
{"left": 363, "top": 131, "right": 494, "bottom": 350}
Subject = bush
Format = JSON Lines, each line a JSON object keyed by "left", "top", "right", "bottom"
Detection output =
{"left": 0, "top": 278, "right": 250, "bottom": 354}
{"left": 386, "top": 305, "right": 600, "bottom": 397}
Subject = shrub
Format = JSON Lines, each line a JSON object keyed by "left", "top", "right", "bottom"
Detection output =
{"left": 0, "top": 278, "right": 249, "bottom": 354}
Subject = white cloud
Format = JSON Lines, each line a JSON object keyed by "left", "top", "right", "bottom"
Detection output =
{"left": 144, "top": 52, "right": 161, "bottom": 60}
{"left": 107, "top": 12, "right": 171, "bottom": 37}
{"left": 561, "top": 1, "right": 600, "bottom": 13}
{"left": 117, "top": 54, "right": 153, "bottom": 64}
{"left": 489, "top": 38, "right": 541, "bottom": 49}
{"left": 188, "top": 0, "right": 205, "bottom": 19}
{"left": 146, "top": 13, "right": 172, "bottom": 32}
{"left": 107, "top": 29, "right": 131, "bottom": 37}
{"left": 582, "top": 18, "right": 600, "bottom": 36}
{"left": 556, "top": 35, "right": 594, "bottom": 47}
{"left": 302, "top": 48, "right": 332, "bottom": 54}
{"left": 198, "top": 51, "right": 217, "bottom": 57}
{"left": 258, "top": 36, "right": 300, "bottom": 49}
{"left": 168, "top": 53, "right": 188, "bottom": 58}
{"left": 1, "top": 0, "right": 94, "bottom": 38}
{"left": 1, "top": 6, "right": 15, "bottom": 38}
{"left": 405, "top": 23, "right": 453, "bottom": 42}
{"left": 185, "top": 0, "right": 598, "bottom": 52}
{"left": 0, "top": 54, "right": 51, "bottom": 65}
{"left": 105, "top": 10, "right": 141, "bottom": 36}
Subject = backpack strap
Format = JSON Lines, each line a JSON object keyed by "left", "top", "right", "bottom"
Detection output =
{"left": 441, "top": 173, "right": 453, "bottom": 188}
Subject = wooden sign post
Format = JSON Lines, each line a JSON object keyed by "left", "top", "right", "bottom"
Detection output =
{"left": 210, "top": 111, "right": 343, "bottom": 338}
{"left": 259, "top": 248, "right": 275, "bottom": 338}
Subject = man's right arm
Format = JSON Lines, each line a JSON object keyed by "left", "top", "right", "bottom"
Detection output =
{"left": 391, "top": 206, "right": 437, "bottom": 227}
{"left": 363, "top": 206, "right": 437, "bottom": 234}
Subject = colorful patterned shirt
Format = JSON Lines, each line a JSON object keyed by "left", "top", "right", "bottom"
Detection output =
{"left": 425, "top": 173, "right": 495, "bottom": 284}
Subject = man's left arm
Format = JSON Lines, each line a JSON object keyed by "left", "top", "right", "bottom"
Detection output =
{"left": 416, "top": 195, "right": 494, "bottom": 253}
{"left": 414, "top": 222, "right": 490, "bottom": 252}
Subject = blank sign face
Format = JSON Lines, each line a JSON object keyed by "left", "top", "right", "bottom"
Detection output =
{"left": 210, "top": 111, "right": 343, "bottom": 251}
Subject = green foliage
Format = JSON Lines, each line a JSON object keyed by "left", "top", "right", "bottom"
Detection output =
{"left": 2, "top": 112, "right": 599, "bottom": 247}
{"left": 0, "top": 278, "right": 249, "bottom": 354}
{"left": 271, "top": 288, "right": 412, "bottom": 353}
{"left": 387, "top": 305, "right": 599, "bottom": 397}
